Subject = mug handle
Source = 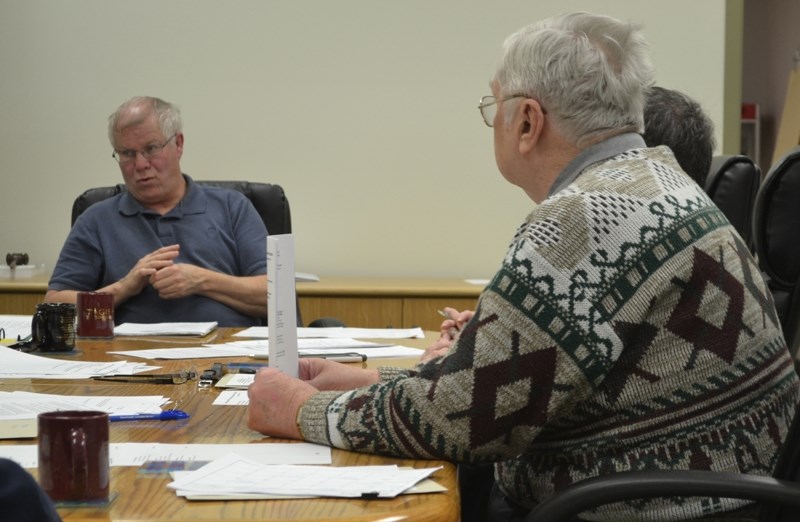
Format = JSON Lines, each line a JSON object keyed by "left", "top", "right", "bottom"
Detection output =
{"left": 31, "top": 308, "right": 48, "bottom": 347}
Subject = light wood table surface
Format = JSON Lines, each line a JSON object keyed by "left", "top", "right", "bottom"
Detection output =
{"left": 0, "top": 329, "right": 458, "bottom": 522}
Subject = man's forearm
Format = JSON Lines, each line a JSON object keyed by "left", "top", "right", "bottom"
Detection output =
{"left": 199, "top": 272, "right": 268, "bottom": 318}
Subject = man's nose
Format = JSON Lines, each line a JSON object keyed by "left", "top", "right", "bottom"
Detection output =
{"left": 133, "top": 151, "right": 151, "bottom": 169}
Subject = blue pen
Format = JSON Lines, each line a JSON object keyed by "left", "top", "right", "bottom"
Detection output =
{"left": 109, "top": 410, "right": 190, "bottom": 422}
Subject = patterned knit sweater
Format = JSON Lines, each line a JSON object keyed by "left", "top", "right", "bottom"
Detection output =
{"left": 299, "top": 144, "right": 800, "bottom": 521}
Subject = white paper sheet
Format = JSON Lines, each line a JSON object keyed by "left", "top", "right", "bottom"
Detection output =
{"left": 168, "top": 453, "right": 440, "bottom": 498}
{"left": 0, "top": 315, "right": 33, "bottom": 342}
{"left": 108, "top": 339, "right": 420, "bottom": 360}
{"left": 234, "top": 326, "right": 425, "bottom": 339}
{"left": 267, "top": 234, "right": 298, "bottom": 377}
{"left": 114, "top": 322, "right": 218, "bottom": 336}
{"left": 0, "top": 391, "right": 170, "bottom": 419}
{"left": 0, "top": 442, "right": 332, "bottom": 469}
{"left": 0, "top": 346, "right": 158, "bottom": 379}
{"left": 213, "top": 390, "right": 250, "bottom": 406}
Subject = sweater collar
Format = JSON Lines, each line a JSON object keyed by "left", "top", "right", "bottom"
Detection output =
{"left": 548, "top": 133, "right": 646, "bottom": 197}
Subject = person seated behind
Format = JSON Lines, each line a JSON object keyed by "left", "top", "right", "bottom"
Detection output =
{"left": 0, "top": 458, "right": 61, "bottom": 522}
{"left": 46, "top": 96, "right": 268, "bottom": 327}
{"left": 643, "top": 85, "right": 716, "bottom": 186}
{"left": 246, "top": 11, "right": 799, "bottom": 522}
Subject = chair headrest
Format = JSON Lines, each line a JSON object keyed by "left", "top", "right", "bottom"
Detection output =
{"left": 70, "top": 179, "right": 291, "bottom": 236}
{"left": 704, "top": 155, "right": 760, "bottom": 247}
{"left": 753, "top": 147, "right": 800, "bottom": 288}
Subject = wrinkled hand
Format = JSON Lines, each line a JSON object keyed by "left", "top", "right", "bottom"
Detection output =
{"left": 299, "top": 358, "right": 380, "bottom": 391}
{"left": 440, "top": 307, "right": 474, "bottom": 339}
{"left": 420, "top": 308, "right": 475, "bottom": 363}
{"left": 247, "top": 368, "right": 318, "bottom": 439}
{"left": 117, "top": 245, "right": 180, "bottom": 299}
{"left": 420, "top": 337, "right": 452, "bottom": 363}
{"left": 150, "top": 262, "right": 203, "bottom": 299}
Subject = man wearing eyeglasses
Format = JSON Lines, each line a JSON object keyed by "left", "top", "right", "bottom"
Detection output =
{"left": 46, "top": 96, "right": 268, "bottom": 327}
{"left": 246, "top": 12, "right": 799, "bottom": 522}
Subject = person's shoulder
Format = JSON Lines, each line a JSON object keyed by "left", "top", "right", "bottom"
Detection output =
{"left": 74, "top": 192, "right": 125, "bottom": 225}
{"left": 195, "top": 183, "right": 250, "bottom": 204}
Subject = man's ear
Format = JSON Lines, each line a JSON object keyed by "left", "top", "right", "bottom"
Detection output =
{"left": 518, "top": 100, "right": 545, "bottom": 154}
{"left": 175, "top": 132, "right": 185, "bottom": 158}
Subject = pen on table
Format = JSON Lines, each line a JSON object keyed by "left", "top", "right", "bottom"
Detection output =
{"left": 109, "top": 410, "right": 190, "bottom": 422}
{"left": 250, "top": 353, "right": 368, "bottom": 363}
{"left": 224, "top": 362, "right": 269, "bottom": 374}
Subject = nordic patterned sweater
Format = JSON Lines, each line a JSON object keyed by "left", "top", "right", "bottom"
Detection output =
{"left": 298, "top": 135, "right": 800, "bottom": 521}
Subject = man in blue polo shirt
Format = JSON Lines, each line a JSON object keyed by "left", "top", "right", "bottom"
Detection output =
{"left": 46, "top": 96, "right": 267, "bottom": 327}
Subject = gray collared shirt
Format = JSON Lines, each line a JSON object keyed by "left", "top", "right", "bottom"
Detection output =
{"left": 548, "top": 133, "right": 646, "bottom": 197}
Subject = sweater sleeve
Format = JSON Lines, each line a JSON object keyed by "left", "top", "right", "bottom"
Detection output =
{"left": 297, "top": 267, "right": 601, "bottom": 463}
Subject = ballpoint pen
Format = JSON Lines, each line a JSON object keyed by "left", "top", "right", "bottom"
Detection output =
{"left": 109, "top": 410, "right": 190, "bottom": 422}
{"left": 250, "top": 352, "right": 368, "bottom": 363}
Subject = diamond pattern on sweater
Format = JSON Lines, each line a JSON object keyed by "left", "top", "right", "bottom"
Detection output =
{"left": 446, "top": 330, "right": 557, "bottom": 447}
{"left": 605, "top": 320, "right": 660, "bottom": 403}
{"left": 730, "top": 233, "right": 780, "bottom": 330}
{"left": 667, "top": 247, "right": 747, "bottom": 366}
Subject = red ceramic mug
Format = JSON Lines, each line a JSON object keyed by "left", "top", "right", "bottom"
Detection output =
{"left": 76, "top": 291, "right": 114, "bottom": 338}
{"left": 38, "top": 410, "right": 110, "bottom": 503}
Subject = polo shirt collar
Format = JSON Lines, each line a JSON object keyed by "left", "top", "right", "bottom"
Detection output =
{"left": 118, "top": 174, "right": 206, "bottom": 218}
{"left": 548, "top": 133, "right": 646, "bottom": 197}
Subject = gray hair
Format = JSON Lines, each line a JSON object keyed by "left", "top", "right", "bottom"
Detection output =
{"left": 643, "top": 86, "right": 716, "bottom": 186}
{"left": 107, "top": 96, "right": 182, "bottom": 147}
{"left": 495, "top": 12, "right": 655, "bottom": 147}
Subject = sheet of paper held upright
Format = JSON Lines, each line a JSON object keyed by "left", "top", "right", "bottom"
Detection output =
{"left": 267, "top": 234, "right": 299, "bottom": 377}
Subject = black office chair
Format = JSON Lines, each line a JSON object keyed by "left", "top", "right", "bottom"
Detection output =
{"left": 752, "top": 146, "right": 800, "bottom": 358}
{"left": 525, "top": 403, "right": 800, "bottom": 522}
{"left": 71, "top": 178, "right": 342, "bottom": 327}
{"left": 71, "top": 180, "right": 291, "bottom": 231}
{"left": 704, "top": 154, "right": 761, "bottom": 250}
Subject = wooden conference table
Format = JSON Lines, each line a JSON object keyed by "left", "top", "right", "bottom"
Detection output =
{"left": 0, "top": 329, "right": 459, "bottom": 522}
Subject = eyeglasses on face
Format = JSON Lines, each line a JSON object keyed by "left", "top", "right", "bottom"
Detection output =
{"left": 112, "top": 134, "right": 177, "bottom": 164}
{"left": 478, "top": 95, "right": 524, "bottom": 127}
{"left": 478, "top": 94, "right": 546, "bottom": 127}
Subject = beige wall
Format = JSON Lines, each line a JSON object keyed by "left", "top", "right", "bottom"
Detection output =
{"left": 742, "top": 0, "right": 800, "bottom": 171}
{"left": 0, "top": 0, "right": 737, "bottom": 279}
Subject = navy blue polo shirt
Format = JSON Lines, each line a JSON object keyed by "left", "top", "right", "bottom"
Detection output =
{"left": 49, "top": 176, "right": 267, "bottom": 327}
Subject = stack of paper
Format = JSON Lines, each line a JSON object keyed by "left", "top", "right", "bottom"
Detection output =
{"left": 0, "top": 391, "right": 171, "bottom": 439}
{"left": 0, "top": 315, "right": 33, "bottom": 342}
{"left": 0, "top": 346, "right": 158, "bottom": 379}
{"left": 0, "top": 442, "right": 332, "bottom": 468}
{"left": 109, "top": 338, "right": 422, "bottom": 360}
{"left": 234, "top": 326, "right": 425, "bottom": 339}
{"left": 168, "top": 453, "right": 443, "bottom": 499}
{"left": 115, "top": 322, "right": 218, "bottom": 336}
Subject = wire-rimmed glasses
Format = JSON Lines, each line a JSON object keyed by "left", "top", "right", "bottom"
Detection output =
{"left": 112, "top": 134, "right": 177, "bottom": 164}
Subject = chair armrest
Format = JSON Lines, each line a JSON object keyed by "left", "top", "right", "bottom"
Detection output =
{"left": 526, "top": 470, "right": 800, "bottom": 522}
